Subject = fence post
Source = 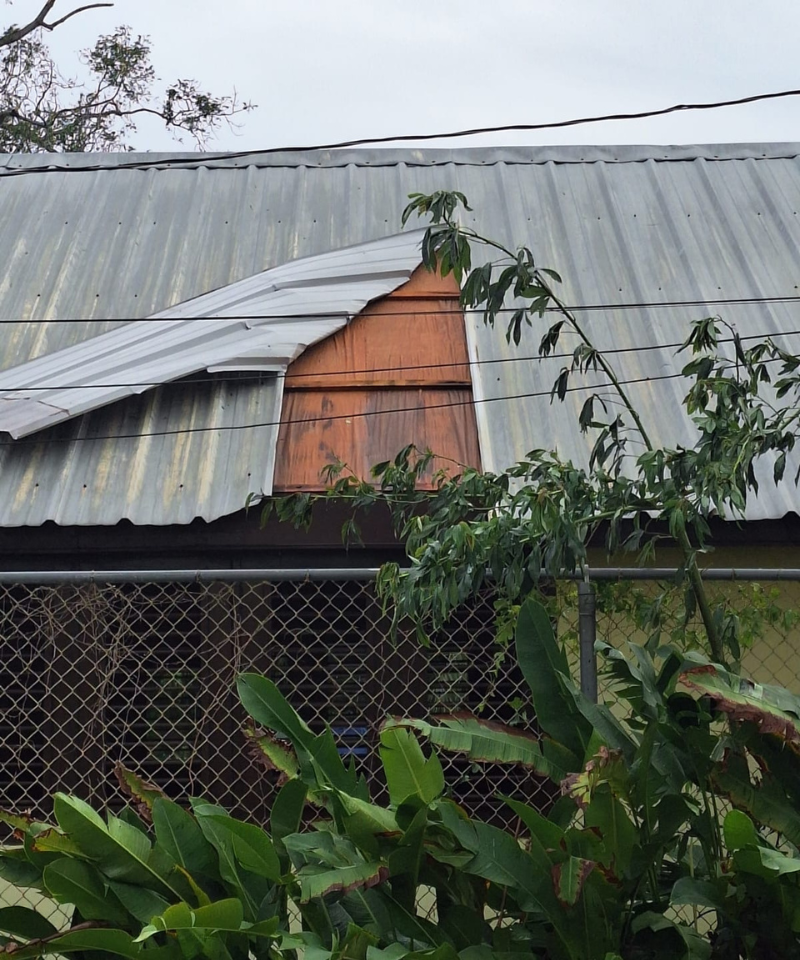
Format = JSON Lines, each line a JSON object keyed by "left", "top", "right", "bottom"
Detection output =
{"left": 577, "top": 581, "right": 598, "bottom": 703}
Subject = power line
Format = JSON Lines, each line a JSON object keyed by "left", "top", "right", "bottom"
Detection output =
{"left": 1, "top": 88, "right": 799, "bottom": 178}
{"left": 4, "top": 292, "right": 800, "bottom": 325}
{"left": 2, "top": 326, "right": 800, "bottom": 392}
{"left": 0, "top": 362, "right": 780, "bottom": 448}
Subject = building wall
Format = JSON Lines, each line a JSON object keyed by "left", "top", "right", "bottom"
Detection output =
{"left": 586, "top": 543, "right": 800, "bottom": 693}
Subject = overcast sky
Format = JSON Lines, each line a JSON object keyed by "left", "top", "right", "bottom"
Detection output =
{"left": 27, "top": 0, "right": 800, "bottom": 152}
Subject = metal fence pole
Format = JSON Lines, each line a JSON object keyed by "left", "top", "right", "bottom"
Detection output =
{"left": 577, "top": 581, "right": 598, "bottom": 702}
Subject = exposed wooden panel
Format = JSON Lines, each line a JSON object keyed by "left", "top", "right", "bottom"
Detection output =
{"left": 275, "top": 264, "right": 482, "bottom": 492}
{"left": 387, "top": 265, "right": 463, "bottom": 299}
{"left": 274, "top": 388, "right": 480, "bottom": 491}
{"left": 285, "top": 266, "right": 469, "bottom": 388}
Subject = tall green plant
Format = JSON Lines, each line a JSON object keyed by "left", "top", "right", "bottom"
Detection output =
{"left": 0, "top": 782, "right": 287, "bottom": 960}
{"left": 266, "top": 192, "right": 800, "bottom": 668}
{"left": 4, "top": 598, "right": 800, "bottom": 958}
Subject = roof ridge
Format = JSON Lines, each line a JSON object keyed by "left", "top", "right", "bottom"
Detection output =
{"left": 2, "top": 143, "right": 800, "bottom": 173}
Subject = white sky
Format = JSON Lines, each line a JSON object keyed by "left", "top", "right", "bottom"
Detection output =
{"left": 18, "top": 0, "right": 800, "bottom": 151}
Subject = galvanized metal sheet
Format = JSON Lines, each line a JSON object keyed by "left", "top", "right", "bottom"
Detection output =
{"left": 0, "top": 144, "right": 797, "bottom": 525}
{"left": 0, "top": 231, "right": 424, "bottom": 438}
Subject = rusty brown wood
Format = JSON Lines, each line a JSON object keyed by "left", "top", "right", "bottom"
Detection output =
{"left": 274, "top": 266, "right": 482, "bottom": 491}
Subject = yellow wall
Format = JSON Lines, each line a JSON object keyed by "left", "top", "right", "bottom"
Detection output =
{"left": 582, "top": 545, "right": 800, "bottom": 693}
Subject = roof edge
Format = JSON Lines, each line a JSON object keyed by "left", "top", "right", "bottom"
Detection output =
{"left": 2, "top": 142, "right": 799, "bottom": 173}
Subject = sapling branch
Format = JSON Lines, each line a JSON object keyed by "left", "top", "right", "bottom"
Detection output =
{"left": 406, "top": 191, "right": 727, "bottom": 660}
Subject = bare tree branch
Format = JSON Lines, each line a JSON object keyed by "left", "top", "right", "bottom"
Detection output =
{"left": 0, "top": 921, "right": 102, "bottom": 955}
{"left": 46, "top": 3, "right": 114, "bottom": 31}
{"left": 0, "top": 1, "right": 57, "bottom": 47}
{"left": 0, "top": 106, "right": 47, "bottom": 128}
{"left": 0, "top": 2, "right": 113, "bottom": 48}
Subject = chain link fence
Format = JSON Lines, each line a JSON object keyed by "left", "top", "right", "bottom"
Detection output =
{"left": 0, "top": 575, "right": 554, "bottom": 828}
{"left": 0, "top": 569, "right": 798, "bottom": 922}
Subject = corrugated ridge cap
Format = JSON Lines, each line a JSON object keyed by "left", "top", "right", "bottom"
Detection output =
{"left": 2, "top": 142, "right": 800, "bottom": 172}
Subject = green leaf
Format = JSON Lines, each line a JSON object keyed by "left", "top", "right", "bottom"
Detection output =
{"left": 298, "top": 862, "right": 389, "bottom": 903}
{"left": 386, "top": 807, "right": 427, "bottom": 913}
{"left": 540, "top": 267, "right": 563, "bottom": 284}
{"left": 502, "top": 797, "right": 565, "bottom": 851}
{"left": 753, "top": 847, "right": 800, "bottom": 876}
{"left": 204, "top": 815, "right": 280, "bottom": 881}
{"left": 53, "top": 796, "right": 179, "bottom": 895}
{"left": 238, "top": 674, "right": 356, "bottom": 793}
{"left": 245, "top": 917, "right": 281, "bottom": 937}
{"left": 442, "top": 812, "right": 547, "bottom": 911}
{"left": 515, "top": 599, "right": 591, "bottom": 764}
{"left": 571, "top": 696, "right": 636, "bottom": 760}
{"left": 630, "top": 912, "right": 711, "bottom": 960}
{"left": 0, "top": 929, "right": 141, "bottom": 960}
{"left": 338, "top": 796, "right": 398, "bottom": 836}
{"left": 385, "top": 715, "right": 562, "bottom": 779}
{"left": 58, "top": 796, "right": 192, "bottom": 903}
{"left": 309, "top": 726, "right": 365, "bottom": 797}
{"left": 723, "top": 809, "right": 758, "bottom": 851}
{"left": 379, "top": 727, "right": 444, "bottom": 805}
{"left": 0, "top": 858, "right": 43, "bottom": 889}
{"left": 366, "top": 946, "right": 408, "bottom": 960}
{"left": 152, "top": 798, "right": 217, "bottom": 878}
{"left": 374, "top": 890, "right": 447, "bottom": 949}
{"left": 0, "top": 908, "right": 58, "bottom": 941}
{"left": 192, "top": 815, "right": 259, "bottom": 918}
{"left": 584, "top": 787, "right": 637, "bottom": 877}
{"left": 107, "top": 881, "right": 170, "bottom": 925}
{"left": 271, "top": 779, "right": 307, "bottom": 857}
{"left": 552, "top": 857, "right": 594, "bottom": 907}
{"left": 713, "top": 761, "right": 800, "bottom": 847}
{"left": 136, "top": 898, "right": 248, "bottom": 941}
{"left": 670, "top": 877, "right": 725, "bottom": 911}
{"left": 443, "top": 817, "right": 583, "bottom": 958}
{"left": 118, "top": 808, "right": 150, "bottom": 835}
{"left": 335, "top": 924, "right": 379, "bottom": 960}
{"left": 437, "top": 904, "right": 489, "bottom": 951}
{"left": 280, "top": 931, "right": 331, "bottom": 960}
{"left": 43, "top": 859, "right": 130, "bottom": 925}
{"left": 403, "top": 946, "right": 457, "bottom": 960}
{"left": 339, "top": 889, "right": 391, "bottom": 936}
{"left": 237, "top": 675, "right": 315, "bottom": 749}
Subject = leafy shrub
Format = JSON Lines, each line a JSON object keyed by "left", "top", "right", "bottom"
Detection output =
{"left": 3, "top": 598, "right": 800, "bottom": 959}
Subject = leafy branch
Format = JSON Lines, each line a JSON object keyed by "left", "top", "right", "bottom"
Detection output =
{"left": 266, "top": 192, "right": 800, "bottom": 666}
{"left": 0, "top": 3, "right": 254, "bottom": 151}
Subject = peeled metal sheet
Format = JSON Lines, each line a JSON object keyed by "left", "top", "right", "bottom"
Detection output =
{"left": 0, "top": 231, "right": 424, "bottom": 438}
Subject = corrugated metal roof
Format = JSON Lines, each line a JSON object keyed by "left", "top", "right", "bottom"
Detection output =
{"left": 0, "top": 231, "right": 424, "bottom": 438}
{"left": 0, "top": 143, "right": 798, "bottom": 525}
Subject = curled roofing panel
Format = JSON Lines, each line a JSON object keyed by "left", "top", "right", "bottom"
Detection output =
{"left": 0, "top": 230, "right": 424, "bottom": 439}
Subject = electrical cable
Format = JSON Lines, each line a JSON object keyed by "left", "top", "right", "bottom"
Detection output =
{"left": 0, "top": 324, "right": 798, "bottom": 391}
{"left": 0, "top": 360, "right": 786, "bottom": 447}
{"left": 1, "top": 88, "right": 799, "bottom": 177}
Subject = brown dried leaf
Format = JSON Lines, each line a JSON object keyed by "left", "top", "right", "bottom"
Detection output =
{"left": 114, "top": 763, "right": 166, "bottom": 822}
{"left": 680, "top": 666, "right": 800, "bottom": 743}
